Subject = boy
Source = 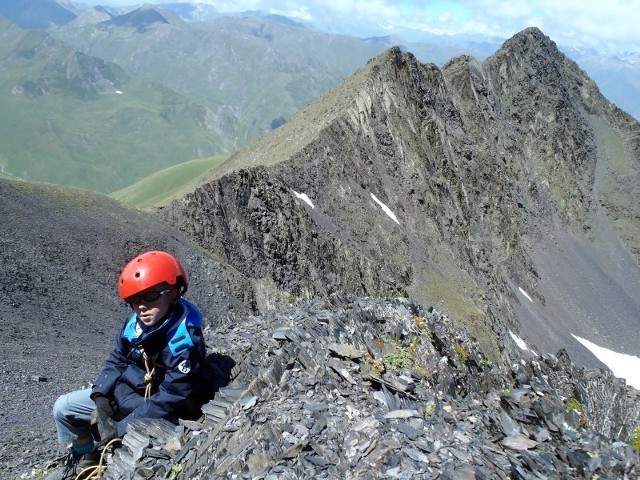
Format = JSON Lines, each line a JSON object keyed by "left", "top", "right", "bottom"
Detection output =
{"left": 48, "top": 250, "right": 207, "bottom": 480}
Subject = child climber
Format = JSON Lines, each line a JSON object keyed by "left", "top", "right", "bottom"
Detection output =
{"left": 47, "top": 250, "right": 207, "bottom": 480}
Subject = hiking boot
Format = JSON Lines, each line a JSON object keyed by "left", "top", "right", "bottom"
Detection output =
{"left": 45, "top": 449, "right": 101, "bottom": 480}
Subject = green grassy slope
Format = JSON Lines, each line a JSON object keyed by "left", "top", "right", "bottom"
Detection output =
{"left": 54, "top": 12, "right": 386, "bottom": 149}
{"left": 110, "top": 154, "right": 229, "bottom": 208}
{"left": 0, "top": 18, "right": 220, "bottom": 194}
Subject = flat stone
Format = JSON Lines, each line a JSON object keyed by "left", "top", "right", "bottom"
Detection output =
{"left": 500, "top": 435, "right": 539, "bottom": 451}
{"left": 384, "top": 409, "right": 421, "bottom": 419}
{"left": 328, "top": 343, "right": 364, "bottom": 360}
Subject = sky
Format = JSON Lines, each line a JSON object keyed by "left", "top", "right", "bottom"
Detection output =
{"left": 71, "top": 0, "right": 640, "bottom": 53}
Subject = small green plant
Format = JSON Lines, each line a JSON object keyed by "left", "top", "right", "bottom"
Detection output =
{"left": 383, "top": 350, "right": 412, "bottom": 371}
{"left": 631, "top": 427, "right": 640, "bottom": 452}
{"left": 413, "top": 315, "right": 430, "bottom": 334}
{"left": 566, "top": 398, "right": 587, "bottom": 429}
{"left": 170, "top": 463, "right": 184, "bottom": 480}
{"left": 364, "top": 353, "right": 385, "bottom": 376}
{"left": 424, "top": 401, "right": 436, "bottom": 417}
{"left": 566, "top": 398, "right": 581, "bottom": 412}
{"left": 383, "top": 339, "right": 420, "bottom": 372}
{"left": 454, "top": 342, "right": 469, "bottom": 363}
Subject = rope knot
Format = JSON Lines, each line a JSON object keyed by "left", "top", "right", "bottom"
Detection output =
{"left": 140, "top": 348, "right": 159, "bottom": 401}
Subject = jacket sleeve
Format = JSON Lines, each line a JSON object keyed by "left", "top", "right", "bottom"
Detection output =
{"left": 91, "top": 328, "right": 129, "bottom": 399}
{"left": 115, "top": 327, "right": 206, "bottom": 436}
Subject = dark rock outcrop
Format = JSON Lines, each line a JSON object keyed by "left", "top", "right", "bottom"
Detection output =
{"left": 103, "top": 297, "right": 640, "bottom": 479}
{"left": 159, "top": 28, "right": 640, "bottom": 367}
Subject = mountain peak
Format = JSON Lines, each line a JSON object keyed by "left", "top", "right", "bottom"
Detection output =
{"left": 493, "top": 26, "right": 564, "bottom": 65}
{"left": 103, "top": 5, "right": 171, "bottom": 32}
{"left": 0, "top": 0, "right": 76, "bottom": 29}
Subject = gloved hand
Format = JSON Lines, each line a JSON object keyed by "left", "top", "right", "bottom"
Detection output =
{"left": 93, "top": 395, "right": 118, "bottom": 445}
{"left": 94, "top": 395, "right": 116, "bottom": 420}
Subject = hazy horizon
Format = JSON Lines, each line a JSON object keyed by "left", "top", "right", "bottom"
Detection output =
{"left": 67, "top": 0, "right": 640, "bottom": 53}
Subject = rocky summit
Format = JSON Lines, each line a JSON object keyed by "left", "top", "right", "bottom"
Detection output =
{"left": 1, "top": 26, "right": 640, "bottom": 479}
{"left": 103, "top": 297, "right": 640, "bottom": 479}
{"left": 159, "top": 28, "right": 640, "bottom": 368}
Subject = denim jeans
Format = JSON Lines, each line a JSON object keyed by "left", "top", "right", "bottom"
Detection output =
{"left": 52, "top": 388, "right": 95, "bottom": 444}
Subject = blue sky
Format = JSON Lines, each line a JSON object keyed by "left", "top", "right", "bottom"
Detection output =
{"left": 71, "top": 0, "right": 640, "bottom": 53}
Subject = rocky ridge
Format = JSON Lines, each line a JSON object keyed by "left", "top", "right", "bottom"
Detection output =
{"left": 159, "top": 28, "right": 640, "bottom": 367}
{"left": 3, "top": 26, "right": 640, "bottom": 480}
{"left": 100, "top": 296, "right": 640, "bottom": 479}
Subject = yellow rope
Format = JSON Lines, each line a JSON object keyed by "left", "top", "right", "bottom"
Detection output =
{"left": 142, "top": 348, "right": 159, "bottom": 400}
{"left": 75, "top": 438, "right": 122, "bottom": 480}
{"left": 75, "top": 349, "right": 156, "bottom": 478}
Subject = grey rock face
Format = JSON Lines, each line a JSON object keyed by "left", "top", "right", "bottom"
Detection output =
{"left": 159, "top": 29, "right": 640, "bottom": 367}
{"left": 104, "top": 297, "right": 640, "bottom": 479}
{"left": 4, "top": 26, "right": 640, "bottom": 480}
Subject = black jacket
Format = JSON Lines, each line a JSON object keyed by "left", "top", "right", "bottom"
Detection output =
{"left": 91, "top": 298, "right": 206, "bottom": 436}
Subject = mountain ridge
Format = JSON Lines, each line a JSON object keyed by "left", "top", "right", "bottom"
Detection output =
{"left": 159, "top": 28, "right": 640, "bottom": 367}
{"left": 2, "top": 25, "right": 640, "bottom": 478}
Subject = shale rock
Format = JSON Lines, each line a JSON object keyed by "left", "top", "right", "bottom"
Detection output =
{"left": 102, "top": 297, "right": 640, "bottom": 479}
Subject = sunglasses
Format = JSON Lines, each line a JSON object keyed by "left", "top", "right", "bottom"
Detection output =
{"left": 127, "top": 288, "right": 173, "bottom": 305}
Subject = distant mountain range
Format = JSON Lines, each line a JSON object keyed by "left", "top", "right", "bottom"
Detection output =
{"left": 0, "top": 15, "right": 221, "bottom": 192}
{"left": 0, "top": 0, "right": 638, "bottom": 194}
{"left": 0, "top": 0, "right": 76, "bottom": 29}
{"left": 2, "top": 25, "right": 640, "bottom": 477}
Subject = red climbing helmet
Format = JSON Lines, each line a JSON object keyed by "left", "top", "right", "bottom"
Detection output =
{"left": 118, "top": 250, "right": 188, "bottom": 300}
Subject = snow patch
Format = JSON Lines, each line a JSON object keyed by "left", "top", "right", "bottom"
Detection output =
{"left": 370, "top": 193, "right": 400, "bottom": 224}
{"left": 509, "top": 330, "right": 538, "bottom": 356}
{"left": 518, "top": 287, "right": 533, "bottom": 302}
{"left": 116, "top": 90, "right": 123, "bottom": 94}
{"left": 509, "top": 331, "right": 528, "bottom": 350}
{"left": 292, "top": 190, "right": 314, "bottom": 209}
{"left": 572, "top": 334, "right": 640, "bottom": 389}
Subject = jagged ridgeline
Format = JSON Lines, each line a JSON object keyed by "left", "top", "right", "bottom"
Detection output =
{"left": 159, "top": 28, "right": 640, "bottom": 367}
{"left": 107, "top": 296, "right": 640, "bottom": 479}
{"left": 2, "top": 26, "right": 640, "bottom": 479}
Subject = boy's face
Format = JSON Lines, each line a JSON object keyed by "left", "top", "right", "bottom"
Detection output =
{"left": 127, "top": 282, "right": 179, "bottom": 327}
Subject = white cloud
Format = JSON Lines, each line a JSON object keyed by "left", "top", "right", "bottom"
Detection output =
{"left": 77, "top": 0, "right": 640, "bottom": 52}
{"left": 453, "top": 0, "right": 640, "bottom": 51}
